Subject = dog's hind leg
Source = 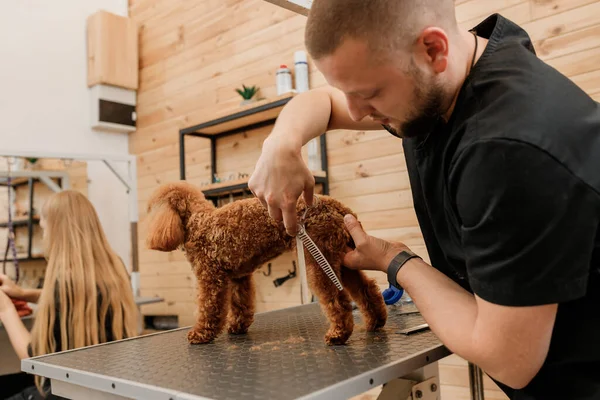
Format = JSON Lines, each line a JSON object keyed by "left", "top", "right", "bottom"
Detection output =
{"left": 227, "top": 274, "right": 255, "bottom": 335}
{"left": 341, "top": 268, "right": 387, "bottom": 331}
{"left": 307, "top": 255, "right": 354, "bottom": 345}
{"left": 187, "top": 270, "right": 230, "bottom": 344}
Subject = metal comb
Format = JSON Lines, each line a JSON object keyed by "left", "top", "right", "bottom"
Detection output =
{"left": 297, "top": 224, "right": 343, "bottom": 291}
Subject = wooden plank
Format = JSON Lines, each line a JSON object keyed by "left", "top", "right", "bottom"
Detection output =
{"left": 544, "top": 45, "right": 600, "bottom": 78}
{"left": 138, "top": 247, "right": 187, "bottom": 264}
{"left": 454, "top": 0, "right": 524, "bottom": 24}
{"left": 140, "top": 261, "right": 192, "bottom": 276}
{"left": 535, "top": 24, "right": 600, "bottom": 60}
{"left": 140, "top": 300, "right": 196, "bottom": 316}
{"left": 570, "top": 69, "right": 600, "bottom": 95}
{"left": 137, "top": 2, "right": 229, "bottom": 69}
{"left": 135, "top": 0, "right": 229, "bottom": 48}
{"left": 327, "top": 136, "right": 404, "bottom": 166}
{"left": 140, "top": 273, "right": 196, "bottom": 289}
{"left": 326, "top": 129, "right": 393, "bottom": 147}
{"left": 139, "top": 0, "right": 294, "bottom": 70}
{"left": 138, "top": 4, "right": 290, "bottom": 92}
{"left": 459, "top": 1, "right": 531, "bottom": 30}
{"left": 137, "top": 19, "right": 305, "bottom": 110}
{"left": 140, "top": 287, "right": 195, "bottom": 303}
{"left": 329, "top": 153, "right": 407, "bottom": 183}
{"left": 337, "top": 190, "right": 414, "bottom": 214}
{"left": 366, "top": 226, "right": 425, "bottom": 248}
{"left": 356, "top": 208, "right": 419, "bottom": 231}
{"left": 530, "top": 0, "right": 598, "bottom": 20}
{"left": 330, "top": 172, "right": 410, "bottom": 199}
{"left": 522, "top": 1, "right": 600, "bottom": 42}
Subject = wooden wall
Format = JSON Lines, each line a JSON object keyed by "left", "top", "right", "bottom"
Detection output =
{"left": 130, "top": 0, "right": 600, "bottom": 398}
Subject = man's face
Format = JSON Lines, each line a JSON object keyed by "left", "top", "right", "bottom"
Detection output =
{"left": 314, "top": 38, "right": 446, "bottom": 138}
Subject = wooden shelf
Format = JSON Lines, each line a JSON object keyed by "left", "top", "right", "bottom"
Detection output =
{"left": 181, "top": 93, "right": 295, "bottom": 137}
{"left": 2, "top": 254, "right": 45, "bottom": 262}
{"left": 0, "top": 216, "right": 40, "bottom": 228}
{"left": 0, "top": 177, "right": 30, "bottom": 186}
{"left": 202, "top": 171, "right": 327, "bottom": 198}
{"left": 179, "top": 92, "right": 329, "bottom": 198}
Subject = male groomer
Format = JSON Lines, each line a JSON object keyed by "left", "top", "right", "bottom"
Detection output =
{"left": 248, "top": 0, "right": 600, "bottom": 399}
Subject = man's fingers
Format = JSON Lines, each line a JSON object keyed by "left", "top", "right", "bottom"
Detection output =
{"left": 343, "top": 214, "right": 368, "bottom": 246}
{"left": 268, "top": 206, "right": 283, "bottom": 223}
{"left": 282, "top": 204, "right": 298, "bottom": 236}
{"left": 342, "top": 249, "right": 361, "bottom": 269}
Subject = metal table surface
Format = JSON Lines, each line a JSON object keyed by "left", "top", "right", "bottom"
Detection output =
{"left": 22, "top": 302, "right": 450, "bottom": 400}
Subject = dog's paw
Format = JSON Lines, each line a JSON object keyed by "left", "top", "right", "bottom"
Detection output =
{"left": 365, "top": 316, "right": 387, "bottom": 332}
{"left": 227, "top": 315, "right": 254, "bottom": 335}
{"left": 227, "top": 324, "right": 249, "bottom": 335}
{"left": 325, "top": 328, "right": 351, "bottom": 346}
{"left": 187, "top": 329, "right": 215, "bottom": 344}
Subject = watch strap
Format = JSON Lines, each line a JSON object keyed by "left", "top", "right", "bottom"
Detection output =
{"left": 387, "top": 250, "right": 421, "bottom": 290}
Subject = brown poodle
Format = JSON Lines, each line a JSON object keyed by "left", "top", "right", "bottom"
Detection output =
{"left": 145, "top": 181, "right": 387, "bottom": 345}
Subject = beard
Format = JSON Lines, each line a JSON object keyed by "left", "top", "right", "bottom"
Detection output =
{"left": 383, "top": 70, "right": 446, "bottom": 139}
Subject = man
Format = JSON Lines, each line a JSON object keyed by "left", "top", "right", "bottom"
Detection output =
{"left": 249, "top": 0, "right": 600, "bottom": 399}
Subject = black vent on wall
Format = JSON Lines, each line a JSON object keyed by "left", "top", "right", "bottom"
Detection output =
{"left": 99, "top": 99, "right": 136, "bottom": 127}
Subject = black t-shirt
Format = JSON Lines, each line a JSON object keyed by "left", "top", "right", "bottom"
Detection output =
{"left": 397, "top": 14, "right": 600, "bottom": 400}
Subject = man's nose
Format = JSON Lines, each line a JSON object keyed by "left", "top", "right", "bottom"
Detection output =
{"left": 346, "top": 96, "right": 373, "bottom": 122}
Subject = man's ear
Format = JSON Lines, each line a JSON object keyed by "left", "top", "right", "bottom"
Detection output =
{"left": 418, "top": 27, "right": 450, "bottom": 74}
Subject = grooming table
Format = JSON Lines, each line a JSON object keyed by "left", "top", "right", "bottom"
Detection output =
{"left": 22, "top": 302, "right": 450, "bottom": 400}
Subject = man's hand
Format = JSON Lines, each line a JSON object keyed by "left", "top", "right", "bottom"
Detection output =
{"left": 249, "top": 134, "right": 315, "bottom": 236}
{"left": 0, "top": 273, "right": 24, "bottom": 300}
{"left": 342, "top": 214, "right": 410, "bottom": 272}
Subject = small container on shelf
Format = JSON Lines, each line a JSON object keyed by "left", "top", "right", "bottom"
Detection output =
{"left": 276, "top": 64, "right": 293, "bottom": 96}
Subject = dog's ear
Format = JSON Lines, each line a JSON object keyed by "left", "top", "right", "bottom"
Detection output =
{"left": 146, "top": 202, "right": 185, "bottom": 252}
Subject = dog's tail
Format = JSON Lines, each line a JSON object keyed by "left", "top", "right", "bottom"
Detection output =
{"left": 145, "top": 181, "right": 213, "bottom": 252}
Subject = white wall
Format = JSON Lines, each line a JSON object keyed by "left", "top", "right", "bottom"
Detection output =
{"left": 0, "top": 0, "right": 133, "bottom": 270}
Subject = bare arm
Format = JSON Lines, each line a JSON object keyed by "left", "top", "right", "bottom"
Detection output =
{"left": 0, "top": 297, "right": 32, "bottom": 360}
{"left": 268, "top": 86, "right": 381, "bottom": 148}
{"left": 343, "top": 215, "right": 557, "bottom": 390}
{"left": 396, "top": 258, "right": 555, "bottom": 389}
{"left": 19, "top": 288, "right": 42, "bottom": 303}
{"left": 250, "top": 86, "right": 381, "bottom": 235}
{"left": 0, "top": 273, "right": 41, "bottom": 303}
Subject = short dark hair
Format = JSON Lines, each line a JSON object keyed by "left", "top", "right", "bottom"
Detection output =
{"left": 305, "top": 0, "right": 458, "bottom": 60}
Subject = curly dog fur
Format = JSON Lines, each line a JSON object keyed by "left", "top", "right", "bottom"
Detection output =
{"left": 145, "top": 181, "right": 387, "bottom": 345}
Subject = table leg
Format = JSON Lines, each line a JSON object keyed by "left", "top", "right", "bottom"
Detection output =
{"left": 377, "top": 362, "right": 441, "bottom": 400}
{"left": 468, "top": 362, "right": 485, "bottom": 400}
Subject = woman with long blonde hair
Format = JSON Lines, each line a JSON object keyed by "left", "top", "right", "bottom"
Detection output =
{"left": 0, "top": 190, "right": 138, "bottom": 399}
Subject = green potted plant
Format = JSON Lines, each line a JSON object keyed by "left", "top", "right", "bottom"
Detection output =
{"left": 25, "top": 157, "right": 39, "bottom": 170}
{"left": 235, "top": 84, "right": 259, "bottom": 105}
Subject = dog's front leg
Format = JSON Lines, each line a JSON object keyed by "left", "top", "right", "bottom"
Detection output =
{"left": 187, "top": 270, "right": 230, "bottom": 344}
{"left": 227, "top": 274, "right": 255, "bottom": 335}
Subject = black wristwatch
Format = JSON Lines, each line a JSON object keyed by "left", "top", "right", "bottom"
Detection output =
{"left": 387, "top": 250, "right": 421, "bottom": 290}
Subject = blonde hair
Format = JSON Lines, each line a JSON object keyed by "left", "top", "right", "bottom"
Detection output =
{"left": 30, "top": 190, "right": 138, "bottom": 394}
